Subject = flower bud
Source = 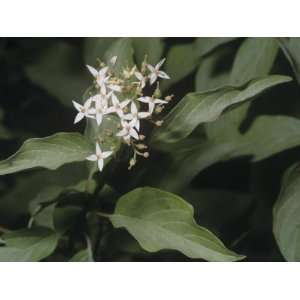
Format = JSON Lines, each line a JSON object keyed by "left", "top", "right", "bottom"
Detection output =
{"left": 143, "top": 152, "right": 150, "bottom": 158}
{"left": 155, "top": 120, "right": 164, "bottom": 127}
{"left": 139, "top": 134, "right": 146, "bottom": 141}
{"left": 136, "top": 144, "right": 147, "bottom": 150}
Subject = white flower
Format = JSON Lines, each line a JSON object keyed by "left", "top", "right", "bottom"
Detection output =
{"left": 123, "top": 102, "right": 150, "bottom": 131}
{"left": 147, "top": 58, "right": 170, "bottom": 85}
{"left": 106, "top": 94, "right": 130, "bottom": 118}
{"left": 110, "top": 56, "right": 117, "bottom": 65}
{"left": 134, "top": 71, "right": 146, "bottom": 89}
{"left": 107, "top": 84, "right": 122, "bottom": 93}
{"left": 72, "top": 97, "right": 94, "bottom": 124}
{"left": 89, "top": 95, "right": 108, "bottom": 126}
{"left": 86, "top": 65, "right": 109, "bottom": 92}
{"left": 137, "top": 96, "right": 167, "bottom": 114}
{"left": 86, "top": 142, "right": 112, "bottom": 172}
{"left": 116, "top": 119, "right": 139, "bottom": 141}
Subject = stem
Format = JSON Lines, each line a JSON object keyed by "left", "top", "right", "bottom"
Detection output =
{"left": 96, "top": 211, "right": 111, "bottom": 219}
{"left": 85, "top": 164, "right": 97, "bottom": 193}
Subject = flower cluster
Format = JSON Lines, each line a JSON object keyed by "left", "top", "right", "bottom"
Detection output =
{"left": 72, "top": 56, "right": 172, "bottom": 172}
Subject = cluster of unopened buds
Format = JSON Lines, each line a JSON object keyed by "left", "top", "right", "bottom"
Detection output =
{"left": 72, "top": 55, "right": 173, "bottom": 172}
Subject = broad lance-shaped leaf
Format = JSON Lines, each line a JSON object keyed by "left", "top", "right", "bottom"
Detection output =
{"left": 0, "top": 227, "right": 59, "bottom": 262}
{"left": 154, "top": 115, "right": 300, "bottom": 192}
{"left": 0, "top": 132, "right": 93, "bottom": 175}
{"left": 108, "top": 187, "right": 244, "bottom": 261}
{"left": 273, "top": 164, "right": 300, "bottom": 261}
{"left": 152, "top": 75, "right": 291, "bottom": 144}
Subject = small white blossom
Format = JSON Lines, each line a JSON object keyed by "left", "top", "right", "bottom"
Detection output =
{"left": 134, "top": 71, "right": 146, "bottom": 89}
{"left": 89, "top": 95, "right": 109, "bottom": 126}
{"left": 86, "top": 65, "right": 109, "bottom": 90}
{"left": 116, "top": 119, "right": 139, "bottom": 141}
{"left": 106, "top": 94, "right": 130, "bottom": 118}
{"left": 86, "top": 142, "right": 112, "bottom": 171}
{"left": 72, "top": 97, "right": 94, "bottom": 124}
{"left": 138, "top": 96, "right": 167, "bottom": 114}
{"left": 123, "top": 102, "right": 150, "bottom": 131}
{"left": 147, "top": 58, "right": 170, "bottom": 85}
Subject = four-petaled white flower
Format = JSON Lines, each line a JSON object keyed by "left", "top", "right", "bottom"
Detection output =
{"left": 147, "top": 58, "right": 170, "bottom": 85}
{"left": 138, "top": 96, "right": 167, "bottom": 114}
{"left": 72, "top": 97, "right": 94, "bottom": 124}
{"left": 134, "top": 71, "right": 146, "bottom": 89}
{"left": 106, "top": 94, "right": 130, "bottom": 118}
{"left": 86, "top": 142, "right": 112, "bottom": 172}
{"left": 116, "top": 119, "right": 139, "bottom": 140}
{"left": 89, "top": 95, "right": 108, "bottom": 126}
{"left": 123, "top": 102, "right": 150, "bottom": 131}
{"left": 86, "top": 65, "right": 109, "bottom": 91}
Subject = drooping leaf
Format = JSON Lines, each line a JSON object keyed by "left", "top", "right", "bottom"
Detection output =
{"left": 278, "top": 37, "right": 300, "bottom": 84}
{"left": 161, "top": 42, "right": 198, "bottom": 91}
{"left": 156, "top": 115, "right": 300, "bottom": 192}
{"left": 132, "top": 37, "right": 164, "bottom": 66}
{"left": 273, "top": 164, "right": 300, "bottom": 261}
{"left": 25, "top": 42, "right": 89, "bottom": 107}
{"left": 0, "top": 132, "right": 93, "bottom": 175}
{"left": 195, "top": 37, "right": 238, "bottom": 57}
{"left": 108, "top": 187, "right": 244, "bottom": 261}
{"left": 84, "top": 37, "right": 117, "bottom": 65}
{"left": 0, "top": 227, "right": 59, "bottom": 262}
{"left": 152, "top": 75, "right": 292, "bottom": 144}
{"left": 0, "top": 163, "right": 88, "bottom": 223}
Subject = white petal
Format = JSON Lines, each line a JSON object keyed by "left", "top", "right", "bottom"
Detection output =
{"left": 110, "top": 56, "right": 117, "bottom": 65}
{"left": 149, "top": 73, "right": 157, "bottom": 85}
{"left": 96, "top": 113, "right": 103, "bottom": 125}
{"left": 84, "top": 97, "right": 93, "bottom": 109}
{"left": 134, "top": 71, "right": 143, "bottom": 81}
{"left": 98, "top": 159, "right": 104, "bottom": 171}
{"left": 123, "top": 113, "right": 133, "bottom": 120}
{"left": 156, "top": 58, "right": 166, "bottom": 70}
{"left": 138, "top": 96, "right": 150, "bottom": 103}
{"left": 106, "top": 106, "right": 116, "bottom": 114}
{"left": 154, "top": 99, "right": 167, "bottom": 104}
{"left": 158, "top": 71, "right": 170, "bottom": 79}
{"left": 112, "top": 94, "right": 119, "bottom": 106}
{"left": 86, "top": 154, "right": 97, "bottom": 161}
{"left": 138, "top": 112, "right": 150, "bottom": 119}
{"left": 116, "top": 128, "right": 127, "bottom": 137}
{"left": 135, "top": 119, "right": 140, "bottom": 131}
{"left": 120, "top": 99, "right": 130, "bottom": 108}
{"left": 74, "top": 112, "right": 84, "bottom": 124}
{"left": 148, "top": 102, "right": 155, "bottom": 114}
{"left": 108, "top": 84, "right": 122, "bottom": 92}
{"left": 131, "top": 102, "right": 138, "bottom": 114}
{"left": 99, "top": 66, "right": 108, "bottom": 77}
{"left": 147, "top": 64, "right": 155, "bottom": 72}
{"left": 116, "top": 109, "right": 124, "bottom": 118}
{"left": 86, "top": 65, "right": 98, "bottom": 77}
{"left": 102, "top": 151, "right": 113, "bottom": 159}
{"left": 88, "top": 108, "right": 96, "bottom": 115}
{"left": 100, "top": 83, "right": 107, "bottom": 95}
{"left": 129, "top": 128, "right": 139, "bottom": 140}
{"left": 72, "top": 100, "right": 83, "bottom": 112}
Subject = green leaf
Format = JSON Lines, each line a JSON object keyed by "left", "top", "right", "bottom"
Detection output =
{"left": 195, "top": 46, "right": 233, "bottom": 92}
{"left": 161, "top": 42, "right": 198, "bottom": 91}
{"left": 278, "top": 38, "right": 300, "bottom": 84}
{"left": 0, "top": 132, "right": 93, "bottom": 175}
{"left": 156, "top": 114, "right": 300, "bottom": 192}
{"left": 69, "top": 249, "right": 91, "bottom": 262}
{"left": 132, "top": 37, "right": 164, "bottom": 66}
{"left": 152, "top": 75, "right": 292, "bottom": 144}
{"left": 103, "top": 38, "right": 134, "bottom": 75}
{"left": 230, "top": 37, "right": 279, "bottom": 85}
{"left": 25, "top": 42, "right": 89, "bottom": 107}
{"left": 273, "top": 164, "right": 300, "bottom": 261}
{"left": 109, "top": 187, "right": 244, "bottom": 261}
{"left": 0, "top": 163, "right": 88, "bottom": 223}
{"left": 0, "top": 227, "right": 59, "bottom": 262}
{"left": 195, "top": 37, "right": 238, "bottom": 57}
{"left": 84, "top": 37, "right": 118, "bottom": 65}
